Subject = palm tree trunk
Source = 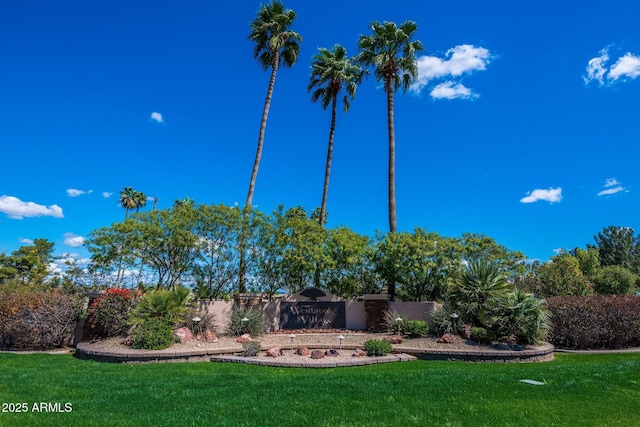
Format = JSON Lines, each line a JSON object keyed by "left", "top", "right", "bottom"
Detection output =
{"left": 319, "top": 95, "right": 337, "bottom": 227}
{"left": 386, "top": 77, "right": 397, "bottom": 301}
{"left": 239, "top": 51, "right": 280, "bottom": 293}
{"left": 386, "top": 78, "right": 397, "bottom": 234}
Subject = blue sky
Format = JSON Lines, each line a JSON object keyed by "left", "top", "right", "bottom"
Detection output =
{"left": 1, "top": 0, "right": 639, "bottom": 269}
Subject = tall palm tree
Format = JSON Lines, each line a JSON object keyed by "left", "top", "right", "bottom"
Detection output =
{"left": 118, "top": 187, "right": 137, "bottom": 220}
{"left": 116, "top": 187, "right": 146, "bottom": 286}
{"left": 133, "top": 190, "right": 147, "bottom": 213}
{"left": 357, "top": 21, "right": 423, "bottom": 233}
{"left": 238, "top": 1, "right": 302, "bottom": 292}
{"left": 308, "top": 44, "right": 363, "bottom": 227}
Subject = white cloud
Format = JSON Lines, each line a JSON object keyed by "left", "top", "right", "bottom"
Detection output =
{"left": 430, "top": 81, "right": 478, "bottom": 100}
{"left": 0, "top": 195, "right": 64, "bottom": 219}
{"left": 584, "top": 48, "right": 640, "bottom": 85}
{"left": 583, "top": 48, "right": 609, "bottom": 85}
{"left": 102, "top": 192, "right": 113, "bottom": 198}
{"left": 67, "top": 188, "right": 92, "bottom": 197}
{"left": 19, "top": 237, "right": 34, "bottom": 245}
{"left": 150, "top": 112, "right": 164, "bottom": 123}
{"left": 597, "top": 178, "right": 628, "bottom": 196}
{"left": 412, "top": 44, "right": 492, "bottom": 97}
{"left": 604, "top": 178, "right": 620, "bottom": 187}
{"left": 609, "top": 52, "right": 640, "bottom": 81}
{"left": 520, "top": 187, "right": 562, "bottom": 204}
{"left": 63, "top": 232, "right": 85, "bottom": 248}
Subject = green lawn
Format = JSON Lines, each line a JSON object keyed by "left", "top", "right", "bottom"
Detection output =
{"left": 1, "top": 353, "right": 639, "bottom": 426}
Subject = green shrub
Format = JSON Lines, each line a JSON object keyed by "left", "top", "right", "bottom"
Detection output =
{"left": 0, "top": 289, "right": 84, "bottom": 350}
{"left": 130, "top": 318, "right": 175, "bottom": 350}
{"left": 227, "top": 307, "right": 265, "bottom": 337}
{"left": 363, "top": 339, "right": 392, "bottom": 356}
{"left": 470, "top": 327, "right": 495, "bottom": 344}
{"left": 128, "top": 286, "right": 191, "bottom": 327}
{"left": 241, "top": 341, "right": 262, "bottom": 357}
{"left": 547, "top": 295, "right": 640, "bottom": 349}
{"left": 404, "top": 320, "right": 429, "bottom": 337}
{"left": 93, "top": 288, "right": 139, "bottom": 337}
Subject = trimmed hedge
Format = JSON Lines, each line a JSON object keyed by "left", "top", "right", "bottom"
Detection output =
{"left": 547, "top": 295, "right": 640, "bottom": 349}
{"left": 0, "top": 290, "right": 84, "bottom": 350}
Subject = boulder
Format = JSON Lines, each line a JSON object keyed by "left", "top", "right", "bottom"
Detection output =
{"left": 384, "top": 334, "right": 403, "bottom": 344}
{"left": 266, "top": 346, "right": 282, "bottom": 357}
{"left": 237, "top": 334, "right": 253, "bottom": 343}
{"left": 174, "top": 327, "right": 194, "bottom": 344}
{"left": 295, "top": 346, "right": 310, "bottom": 356}
{"left": 437, "top": 333, "right": 457, "bottom": 344}
{"left": 310, "top": 350, "right": 325, "bottom": 359}
{"left": 325, "top": 349, "right": 339, "bottom": 357}
{"left": 196, "top": 330, "right": 219, "bottom": 343}
{"left": 352, "top": 348, "right": 367, "bottom": 357}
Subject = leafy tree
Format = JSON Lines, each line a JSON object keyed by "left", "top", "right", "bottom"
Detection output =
{"left": 593, "top": 265, "right": 638, "bottom": 295}
{"left": 239, "top": 1, "right": 302, "bottom": 292}
{"left": 458, "top": 233, "right": 527, "bottom": 277}
{"left": 536, "top": 253, "right": 594, "bottom": 297}
{"left": 322, "top": 226, "right": 376, "bottom": 298}
{"left": 308, "top": 44, "right": 363, "bottom": 227}
{"left": 571, "top": 246, "right": 601, "bottom": 281}
{"left": 0, "top": 239, "right": 55, "bottom": 285}
{"left": 591, "top": 226, "right": 640, "bottom": 274}
{"left": 191, "top": 204, "right": 243, "bottom": 299}
{"left": 254, "top": 206, "right": 328, "bottom": 296}
{"left": 375, "top": 229, "right": 460, "bottom": 301}
{"left": 357, "top": 21, "right": 423, "bottom": 233}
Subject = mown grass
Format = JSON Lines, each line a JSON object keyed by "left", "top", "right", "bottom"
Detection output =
{"left": 0, "top": 353, "right": 639, "bottom": 426}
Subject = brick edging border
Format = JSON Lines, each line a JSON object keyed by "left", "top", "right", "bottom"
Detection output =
{"left": 74, "top": 341, "right": 555, "bottom": 365}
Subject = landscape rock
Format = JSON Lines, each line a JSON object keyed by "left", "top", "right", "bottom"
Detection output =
{"left": 237, "top": 334, "right": 253, "bottom": 343}
{"left": 352, "top": 348, "right": 367, "bottom": 357}
{"left": 325, "top": 349, "right": 339, "bottom": 357}
{"left": 295, "top": 346, "right": 310, "bottom": 356}
{"left": 174, "top": 327, "right": 194, "bottom": 344}
{"left": 384, "top": 334, "right": 403, "bottom": 344}
{"left": 437, "top": 333, "right": 457, "bottom": 344}
{"left": 196, "top": 330, "right": 219, "bottom": 343}
{"left": 310, "top": 350, "right": 325, "bottom": 359}
{"left": 266, "top": 346, "right": 282, "bottom": 357}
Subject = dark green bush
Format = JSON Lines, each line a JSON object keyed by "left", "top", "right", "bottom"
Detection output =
{"left": 547, "top": 295, "right": 640, "bottom": 349}
{"left": 363, "top": 339, "right": 392, "bottom": 356}
{"left": 470, "top": 327, "right": 495, "bottom": 344}
{"left": 404, "top": 320, "right": 429, "bottom": 337}
{"left": 0, "top": 289, "right": 84, "bottom": 350}
{"left": 227, "top": 307, "right": 265, "bottom": 337}
{"left": 130, "top": 318, "right": 175, "bottom": 350}
{"left": 93, "top": 288, "right": 139, "bottom": 337}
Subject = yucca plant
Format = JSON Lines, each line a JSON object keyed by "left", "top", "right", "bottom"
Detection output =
{"left": 226, "top": 307, "right": 265, "bottom": 337}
